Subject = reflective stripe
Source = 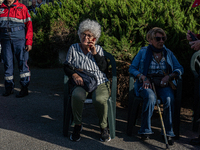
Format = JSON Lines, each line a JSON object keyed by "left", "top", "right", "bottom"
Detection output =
{"left": 5, "top": 76, "right": 13, "bottom": 80}
{"left": 20, "top": 72, "right": 31, "bottom": 78}
{"left": 25, "top": 17, "right": 32, "bottom": 23}
{"left": 0, "top": 17, "right": 8, "bottom": 21}
{"left": 0, "top": 17, "right": 32, "bottom": 23}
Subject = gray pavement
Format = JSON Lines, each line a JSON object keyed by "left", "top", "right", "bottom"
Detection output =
{"left": 0, "top": 63, "right": 200, "bottom": 150}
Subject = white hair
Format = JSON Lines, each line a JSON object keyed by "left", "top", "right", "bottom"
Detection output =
{"left": 78, "top": 19, "right": 101, "bottom": 43}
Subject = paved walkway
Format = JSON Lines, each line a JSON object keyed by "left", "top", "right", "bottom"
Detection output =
{"left": 0, "top": 63, "right": 200, "bottom": 150}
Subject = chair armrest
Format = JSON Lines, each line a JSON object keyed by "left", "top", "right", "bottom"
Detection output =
{"left": 64, "top": 74, "right": 69, "bottom": 106}
{"left": 176, "top": 77, "right": 182, "bottom": 96}
{"left": 129, "top": 74, "right": 137, "bottom": 100}
{"left": 104, "top": 50, "right": 117, "bottom": 114}
{"left": 129, "top": 74, "right": 135, "bottom": 94}
{"left": 190, "top": 50, "right": 200, "bottom": 78}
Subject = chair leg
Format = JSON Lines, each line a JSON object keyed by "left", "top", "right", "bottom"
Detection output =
{"left": 107, "top": 97, "right": 115, "bottom": 139}
{"left": 173, "top": 79, "right": 182, "bottom": 139}
{"left": 127, "top": 99, "right": 141, "bottom": 136}
{"left": 173, "top": 102, "right": 180, "bottom": 139}
{"left": 127, "top": 98, "right": 134, "bottom": 136}
{"left": 63, "top": 97, "right": 72, "bottom": 137}
{"left": 192, "top": 78, "right": 200, "bottom": 132}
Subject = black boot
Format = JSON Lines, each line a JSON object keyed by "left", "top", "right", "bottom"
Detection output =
{"left": 2, "top": 89, "right": 14, "bottom": 96}
{"left": 16, "top": 87, "right": 28, "bottom": 98}
{"left": 100, "top": 127, "right": 111, "bottom": 142}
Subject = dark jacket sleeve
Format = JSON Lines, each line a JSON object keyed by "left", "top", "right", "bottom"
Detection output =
{"left": 93, "top": 53, "right": 108, "bottom": 73}
{"left": 63, "top": 62, "right": 76, "bottom": 78}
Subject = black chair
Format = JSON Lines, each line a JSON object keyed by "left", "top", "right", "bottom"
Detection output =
{"left": 190, "top": 50, "right": 200, "bottom": 132}
{"left": 127, "top": 74, "right": 182, "bottom": 139}
{"left": 63, "top": 51, "right": 117, "bottom": 139}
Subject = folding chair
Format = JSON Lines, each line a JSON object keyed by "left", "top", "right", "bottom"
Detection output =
{"left": 63, "top": 51, "right": 117, "bottom": 139}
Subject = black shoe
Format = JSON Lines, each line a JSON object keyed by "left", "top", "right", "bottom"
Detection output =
{"left": 2, "top": 89, "right": 14, "bottom": 96}
{"left": 100, "top": 127, "right": 111, "bottom": 142}
{"left": 162, "top": 135, "right": 174, "bottom": 145}
{"left": 141, "top": 134, "right": 150, "bottom": 140}
{"left": 167, "top": 136, "right": 174, "bottom": 145}
{"left": 190, "top": 135, "right": 200, "bottom": 145}
{"left": 70, "top": 125, "right": 83, "bottom": 142}
{"left": 16, "top": 87, "right": 28, "bottom": 98}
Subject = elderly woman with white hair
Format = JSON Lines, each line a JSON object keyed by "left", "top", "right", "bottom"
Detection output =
{"left": 64, "top": 19, "right": 110, "bottom": 142}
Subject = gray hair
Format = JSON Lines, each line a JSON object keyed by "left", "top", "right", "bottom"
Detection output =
{"left": 78, "top": 19, "right": 101, "bottom": 43}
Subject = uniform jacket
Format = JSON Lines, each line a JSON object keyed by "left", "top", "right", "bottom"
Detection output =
{"left": 129, "top": 45, "right": 184, "bottom": 96}
{"left": 0, "top": 0, "right": 33, "bottom": 45}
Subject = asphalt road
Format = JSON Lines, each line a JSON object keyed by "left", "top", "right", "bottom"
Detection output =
{"left": 0, "top": 63, "right": 200, "bottom": 150}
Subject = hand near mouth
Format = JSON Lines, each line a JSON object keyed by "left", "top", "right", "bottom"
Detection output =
{"left": 89, "top": 38, "right": 96, "bottom": 55}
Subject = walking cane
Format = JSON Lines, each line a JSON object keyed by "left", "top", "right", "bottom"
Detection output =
{"left": 151, "top": 82, "right": 169, "bottom": 149}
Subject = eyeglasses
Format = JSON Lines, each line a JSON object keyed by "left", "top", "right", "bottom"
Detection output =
{"left": 81, "top": 33, "right": 93, "bottom": 39}
{"left": 154, "top": 36, "right": 166, "bottom": 42}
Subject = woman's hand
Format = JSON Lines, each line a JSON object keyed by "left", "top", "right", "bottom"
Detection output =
{"left": 191, "top": 40, "right": 200, "bottom": 51}
{"left": 72, "top": 73, "right": 84, "bottom": 86}
{"left": 160, "top": 75, "right": 170, "bottom": 87}
{"left": 141, "top": 76, "right": 152, "bottom": 89}
{"left": 89, "top": 38, "right": 97, "bottom": 55}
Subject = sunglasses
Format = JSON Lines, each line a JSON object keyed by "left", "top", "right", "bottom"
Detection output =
{"left": 154, "top": 36, "right": 166, "bottom": 42}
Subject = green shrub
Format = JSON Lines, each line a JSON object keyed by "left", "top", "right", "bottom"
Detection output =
{"left": 31, "top": 0, "right": 200, "bottom": 63}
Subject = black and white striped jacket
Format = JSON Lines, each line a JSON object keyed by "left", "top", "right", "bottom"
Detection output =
{"left": 64, "top": 43, "right": 109, "bottom": 85}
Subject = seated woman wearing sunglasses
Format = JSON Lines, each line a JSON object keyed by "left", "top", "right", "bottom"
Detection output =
{"left": 129, "top": 27, "right": 183, "bottom": 145}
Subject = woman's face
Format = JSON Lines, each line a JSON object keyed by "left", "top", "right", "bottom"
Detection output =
{"left": 80, "top": 30, "right": 94, "bottom": 46}
{"left": 150, "top": 33, "right": 166, "bottom": 49}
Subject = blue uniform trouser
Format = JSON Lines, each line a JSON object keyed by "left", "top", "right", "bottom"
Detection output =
{"left": 1, "top": 39, "right": 30, "bottom": 91}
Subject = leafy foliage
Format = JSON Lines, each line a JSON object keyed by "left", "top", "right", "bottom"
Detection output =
{"left": 31, "top": 0, "right": 200, "bottom": 64}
